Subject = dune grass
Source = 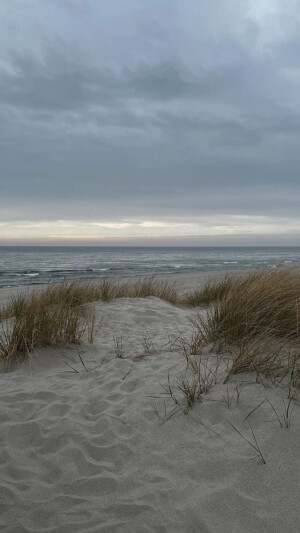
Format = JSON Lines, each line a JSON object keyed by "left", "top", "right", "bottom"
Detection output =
{"left": 0, "top": 276, "right": 179, "bottom": 321}
{"left": 0, "top": 293, "right": 96, "bottom": 369}
{"left": 190, "top": 268, "right": 300, "bottom": 342}
{"left": 187, "top": 269, "right": 300, "bottom": 388}
{"left": 1, "top": 269, "right": 300, "bottom": 387}
{"left": 181, "top": 275, "right": 238, "bottom": 307}
{"left": 0, "top": 276, "right": 179, "bottom": 368}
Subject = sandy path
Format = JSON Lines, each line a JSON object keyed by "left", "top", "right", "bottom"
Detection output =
{"left": 0, "top": 295, "right": 299, "bottom": 532}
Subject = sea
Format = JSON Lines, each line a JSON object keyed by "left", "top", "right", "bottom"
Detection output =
{"left": 0, "top": 246, "right": 299, "bottom": 288}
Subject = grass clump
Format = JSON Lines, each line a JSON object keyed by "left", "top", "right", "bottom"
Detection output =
{"left": 113, "top": 276, "right": 179, "bottom": 303}
{"left": 0, "top": 276, "right": 178, "bottom": 368}
{"left": 199, "top": 269, "right": 300, "bottom": 342}
{"left": 0, "top": 289, "right": 97, "bottom": 369}
{"left": 181, "top": 275, "right": 237, "bottom": 307}
{"left": 184, "top": 269, "right": 300, "bottom": 387}
{"left": 0, "top": 276, "right": 178, "bottom": 321}
{"left": 2, "top": 268, "right": 300, "bottom": 385}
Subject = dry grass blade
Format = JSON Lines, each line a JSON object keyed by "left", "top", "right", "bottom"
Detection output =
{"left": 113, "top": 335, "right": 125, "bottom": 359}
{"left": 77, "top": 351, "right": 89, "bottom": 372}
{"left": 138, "top": 331, "right": 157, "bottom": 355}
{"left": 242, "top": 399, "right": 267, "bottom": 423}
{"left": 121, "top": 364, "right": 134, "bottom": 380}
{"left": 160, "top": 373, "right": 188, "bottom": 415}
{"left": 282, "top": 397, "right": 294, "bottom": 428}
{"left": 227, "top": 419, "right": 266, "bottom": 464}
{"left": 64, "top": 360, "right": 80, "bottom": 373}
{"left": 177, "top": 373, "right": 202, "bottom": 408}
{"left": 102, "top": 414, "right": 128, "bottom": 426}
{"left": 224, "top": 384, "right": 242, "bottom": 407}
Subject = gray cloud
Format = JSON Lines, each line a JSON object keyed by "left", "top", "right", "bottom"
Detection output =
{"left": 0, "top": 0, "right": 300, "bottom": 243}
{"left": 0, "top": 53, "right": 247, "bottom": 112}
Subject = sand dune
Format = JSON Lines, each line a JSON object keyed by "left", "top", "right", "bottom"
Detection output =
{"left": 0, "top": 290, "right": 299, "bottom": 532}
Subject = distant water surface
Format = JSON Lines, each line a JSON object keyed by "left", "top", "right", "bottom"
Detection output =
{"left": 0, "top": 246, "right": 299, "bottom": 288}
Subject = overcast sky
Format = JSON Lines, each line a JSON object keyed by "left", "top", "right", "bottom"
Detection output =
{"left": 1, "top": 0, "right": 300, "bottom": 245}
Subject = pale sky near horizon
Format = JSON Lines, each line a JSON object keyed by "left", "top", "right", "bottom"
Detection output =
{"left": 1, "top": 0, "right": 300, "bottom": 245}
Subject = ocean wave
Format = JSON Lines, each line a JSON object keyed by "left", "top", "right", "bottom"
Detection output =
{"left": 0, "top": 247, "right": 299, "bottom": 288}
{"left": 42, "top": 268, "right": 97, "bottom": 275}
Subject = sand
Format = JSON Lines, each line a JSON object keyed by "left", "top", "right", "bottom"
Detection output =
{"left": 0, "top": 273, "right": 299, "bottom": 532}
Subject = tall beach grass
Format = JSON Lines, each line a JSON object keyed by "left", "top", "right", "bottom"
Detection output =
{"left": 187, "top": 269, "right": 300, "bottom": 387}
{"left": 0, "top": 276, "right": 178, "bottom": 368}
{"left": 1, "top": 269, "right": 300, "bottom": 387}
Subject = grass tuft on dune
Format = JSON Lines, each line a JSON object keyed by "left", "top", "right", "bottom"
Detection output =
{"left": 188, "top": 269, "right": 300, "bottom": 388}
{"left": 0, "top": 277, "right": 179, "bottom": 368}
{"left": 0, "top": 270, "right": 300, "bottom": 387}
{"left": 0, "top": 293, "right": 96, "bottom": 368}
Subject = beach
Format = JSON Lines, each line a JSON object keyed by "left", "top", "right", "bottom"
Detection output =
{"left": 2, "top": 0, "right": 300, "bottom": 529}
{"left": 0, "top": 271, "right": 299, "bottom": 532}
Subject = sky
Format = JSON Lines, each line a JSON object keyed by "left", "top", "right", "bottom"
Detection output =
{"left": 0, "top": 0, "right": 300, "bottom": 246}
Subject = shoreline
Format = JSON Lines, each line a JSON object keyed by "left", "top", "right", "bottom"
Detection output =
{"left": 0, "top": 269, "right": 240, "bottom": 307}
{"left": 1, "top": 264, "right": 300, "bottom": 305}
{"left": 1, "top": 247, "right": 300, "bottom": 294}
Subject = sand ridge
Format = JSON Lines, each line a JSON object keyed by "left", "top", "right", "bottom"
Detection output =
{"left": 0, "top": 293, "right": 300, "bottom": 532}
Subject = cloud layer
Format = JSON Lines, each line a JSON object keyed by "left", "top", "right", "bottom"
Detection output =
{"left": 1, "top": 1, "right": 300, "bottom": 244}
